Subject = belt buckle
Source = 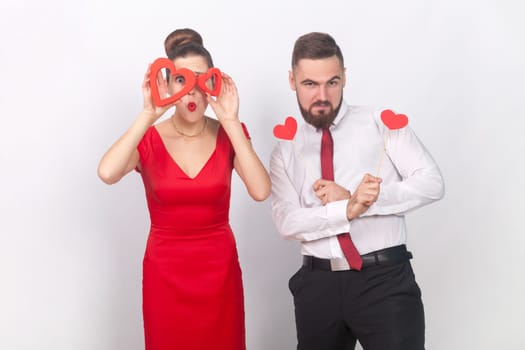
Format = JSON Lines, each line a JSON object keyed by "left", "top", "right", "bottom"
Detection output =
{"left": 330, "top": 257, "right": 351, "bottom": 271}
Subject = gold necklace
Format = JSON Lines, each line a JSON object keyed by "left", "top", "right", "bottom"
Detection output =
{"left": 171, "top": 116, "right": 208, "bottom": 137}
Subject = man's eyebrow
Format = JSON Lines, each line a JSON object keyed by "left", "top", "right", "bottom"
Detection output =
{"left": 300, "top": 75, "right": 342, "bottom": 84}
{"left": 328, "top": 75, "right": 342, "bottom": 81}
{"left": 299, "top": 79, "right": 317, "bottom": 84}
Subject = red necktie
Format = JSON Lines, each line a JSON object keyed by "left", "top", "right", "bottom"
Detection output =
{"left": 321, "top": 128, "right": 363, "bottom": 270}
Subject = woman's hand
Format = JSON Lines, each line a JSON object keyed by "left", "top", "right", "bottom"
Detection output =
{"left": 206, "top": 73, "right": 239, "bottom": 124}
{"left": 142, "top": 65, "right": 175, "bottom": 123}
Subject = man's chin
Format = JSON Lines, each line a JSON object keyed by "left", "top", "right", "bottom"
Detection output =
{"left": 311, "top": 112, "right": 328, "bottom": 119}
{"left": 298, "top": 101, "right": 340, "bottom": 128}
{"left": 303, "top": 115, "right": 334, "bottom": 129}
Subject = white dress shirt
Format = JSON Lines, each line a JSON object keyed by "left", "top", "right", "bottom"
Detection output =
{"left": 270, "top": 101, "right": 445, "bottom": 258}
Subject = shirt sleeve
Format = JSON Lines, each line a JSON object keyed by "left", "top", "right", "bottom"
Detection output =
{"left": 362, "top": 111, "right": 445, "bottom": 217}
{"left": 269, "top": 143, "right": 351, "bottom": 242}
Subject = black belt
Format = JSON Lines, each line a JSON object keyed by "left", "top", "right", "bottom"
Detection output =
{"left": 303, "top": 245, "right": 413, "bottom": 271}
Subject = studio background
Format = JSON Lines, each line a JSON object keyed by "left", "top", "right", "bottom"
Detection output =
{"left": 1, "top": 0, "right": 523, "bottom": 349}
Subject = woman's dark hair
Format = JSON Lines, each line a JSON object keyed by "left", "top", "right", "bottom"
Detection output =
{"left": 164, "top": 28, "right": 214, "bottom": 68}
{"left": 164, "top": 28, "right": 203, "bottom": 55}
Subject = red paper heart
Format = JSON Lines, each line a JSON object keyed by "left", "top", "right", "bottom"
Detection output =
{"left": 380, "top": 109, "right": 409, "bottom": 130}
{"left": 273, "top": 116, "right": 297, "bottom": 140}
{"left": 149, "top": 58, "right": 196, "bottom": 107}
{"left": 197, "top": 67, "right": 222, "bottom": 96}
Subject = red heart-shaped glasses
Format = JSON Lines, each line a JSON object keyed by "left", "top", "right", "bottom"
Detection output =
{"left": 149, "top": 57, "right": 222, "bottom": 107}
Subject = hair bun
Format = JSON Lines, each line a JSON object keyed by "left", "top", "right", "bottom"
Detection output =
{"left": 164, "top": 28, "right": 203, "bottom": 56}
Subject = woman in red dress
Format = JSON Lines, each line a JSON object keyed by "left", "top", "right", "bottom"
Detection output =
{"left": 97, "top": 29, "right": 271, "bottom": 350}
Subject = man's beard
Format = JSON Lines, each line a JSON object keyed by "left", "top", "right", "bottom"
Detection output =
{"left": 298, "top": 97, "right": 342, "bottom": 129}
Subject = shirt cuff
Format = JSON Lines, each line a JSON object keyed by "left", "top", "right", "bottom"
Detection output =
{"left": 326, "top": 200, "right": 351, "bottom": 233}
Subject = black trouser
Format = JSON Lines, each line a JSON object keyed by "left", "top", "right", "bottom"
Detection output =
{"left": 289, "top": 254, "right": 425, "bottom": 350}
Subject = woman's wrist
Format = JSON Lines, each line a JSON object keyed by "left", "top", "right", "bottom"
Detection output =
{"left": 219, "top": 118, "right": 240, "bottom": 128}
{"left": 138, "top": 109, "right": 159, "bottom": 124}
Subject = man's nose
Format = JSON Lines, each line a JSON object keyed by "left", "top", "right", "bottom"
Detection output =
{"left": 317, "top": 85, "right": 328, "bottom": 100}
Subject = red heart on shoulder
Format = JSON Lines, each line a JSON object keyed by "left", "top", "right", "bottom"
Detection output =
{"left": 273, "top": 116, "right": 297, "bottom": 140}
{"left": 197, "top": 67, "right": 222, "bottom": 96}
{"left": 380, "top": 109, "right": 409, "bottom": 130}
{"left": 149, "top": 58, "right": 196, "bottom": 107}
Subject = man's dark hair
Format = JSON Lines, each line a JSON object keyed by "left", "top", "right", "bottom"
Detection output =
{"left": 291, "top": 32, "right": 344, "bottom": 69}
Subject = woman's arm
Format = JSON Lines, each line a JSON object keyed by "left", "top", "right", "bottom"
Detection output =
{"left": 97, "top": 111, "right": 155, "bottom": 184}
{"left": 97, "top": 66, "right": 172, "bottom": 184}
{"left": 207, "top": 74, "right": 271, "bottom": 201}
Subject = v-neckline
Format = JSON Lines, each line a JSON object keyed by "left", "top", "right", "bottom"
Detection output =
{"left": 152, "top": 125, "right": 222, "bottom": 180}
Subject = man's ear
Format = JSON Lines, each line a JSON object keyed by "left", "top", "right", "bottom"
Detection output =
{"left": 289, "top": 70, "right": 297, "bottom": 91}
{"left": 342, "top": 67, "right": 347, "bottom": 88}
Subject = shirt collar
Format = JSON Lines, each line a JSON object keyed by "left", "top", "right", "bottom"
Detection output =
{"left": 331, "top": 99, "right": 349, "bottom": 128}
{"left": 305, "top": 99, "right": 349, "bottom": 133}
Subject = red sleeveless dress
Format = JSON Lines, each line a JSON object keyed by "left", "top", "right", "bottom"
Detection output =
{"left": 136, "top": 125, "right": 246, "bottom": 350}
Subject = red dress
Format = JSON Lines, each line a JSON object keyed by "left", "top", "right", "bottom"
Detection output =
{"left": 136, "top": 125, "right": 246, "bottom": 350}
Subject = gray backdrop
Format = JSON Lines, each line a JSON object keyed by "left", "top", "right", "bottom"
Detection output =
{"left": 1, "top": 0, "right": 523, "bottom": 349}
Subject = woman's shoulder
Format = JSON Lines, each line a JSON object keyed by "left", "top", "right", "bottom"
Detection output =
{"left": 207, "top": 117, "right": 220, "bottom": 131}
{"left": 137, "top": 123, "right": 163, "bottom": 156}
{"left": 152, "top": 119, "right": 173, "bottom": 138}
